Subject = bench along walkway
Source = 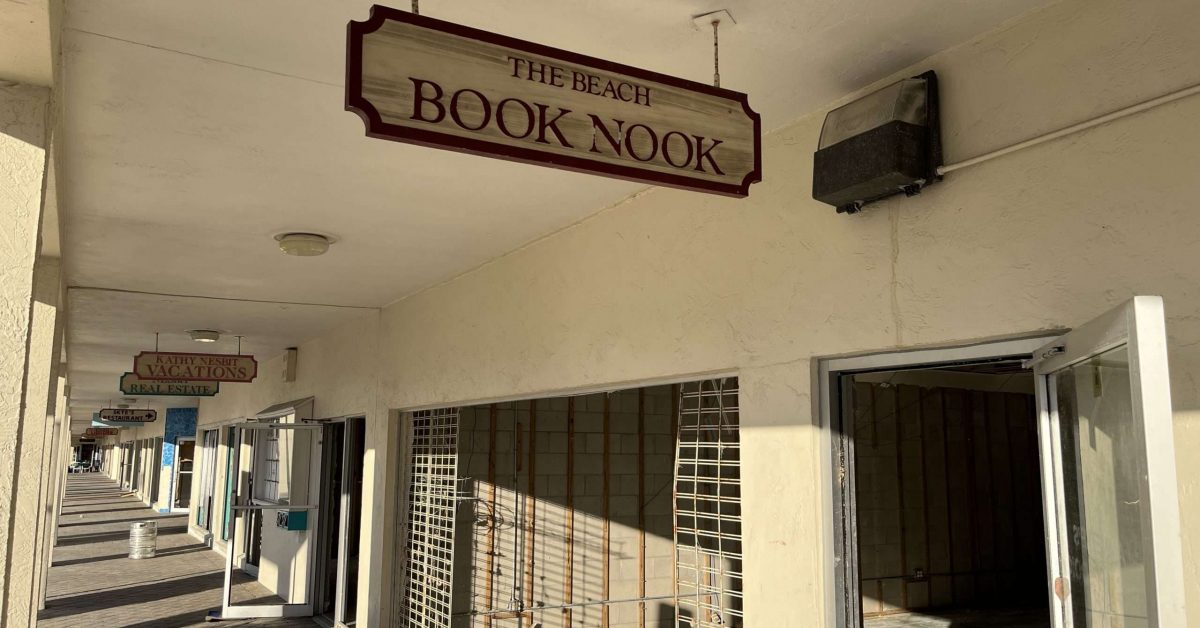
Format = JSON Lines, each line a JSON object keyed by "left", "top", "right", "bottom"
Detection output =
{"left": 39, "top": 474, "right": 315, "bottom": 627}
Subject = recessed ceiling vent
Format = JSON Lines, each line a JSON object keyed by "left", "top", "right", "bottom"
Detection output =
{"left": 813, "top": 70, "right": 942, "bottom": 214}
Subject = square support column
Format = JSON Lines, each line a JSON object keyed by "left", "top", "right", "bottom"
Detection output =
{"left": 20, "top": 259, "right": 64, "bottom": 616}
{"left": 0, "top": 82, "right": 52, "bottom": 626}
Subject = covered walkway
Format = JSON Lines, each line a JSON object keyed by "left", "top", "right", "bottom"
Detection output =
{"left": 39, "top": 474, "right": 316, "bottom": 627}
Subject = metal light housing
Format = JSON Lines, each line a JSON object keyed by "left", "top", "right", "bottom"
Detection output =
{"left": 813, "top": 70, "right": 942, "bottom": 214}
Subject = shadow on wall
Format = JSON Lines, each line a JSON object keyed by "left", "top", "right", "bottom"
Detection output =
{"left": 423, "top": 383, "right": 744, "bottom": 627}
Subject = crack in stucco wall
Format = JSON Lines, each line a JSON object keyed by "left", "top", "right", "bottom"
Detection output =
{"left": 890, "top": 205, "right": 902, "bottom": 346}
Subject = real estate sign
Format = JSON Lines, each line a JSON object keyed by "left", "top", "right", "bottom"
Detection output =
{"left": 347, "top": 6, "right": 761, "bottom": 197}
{"left": 120, "top": 372, "right": 220, "bottom": 396}
{"left": 132, "top": 352, "right": 258, "bottom": 383}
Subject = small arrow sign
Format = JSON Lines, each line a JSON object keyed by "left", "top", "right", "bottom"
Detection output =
{"left": 99, "top": 408, "right": 158, "bottom": 423}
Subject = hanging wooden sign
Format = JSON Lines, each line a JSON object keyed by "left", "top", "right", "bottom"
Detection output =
{"left": 132, "top": 352, "right": 258, "bottom": 383}
{"left": 99, "top": 408, "right": 158, "bottom": 423}
{"left": 85, "top": 427, "right": 119, "bottom": 437}
{"left": 120, "top": 372, "right": 220, "bottom": 397}
{"left": 346, "top": 7, "right": 762, "bottom": 197}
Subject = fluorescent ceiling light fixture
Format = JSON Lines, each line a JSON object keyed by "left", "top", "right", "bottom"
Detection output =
{"left": 275, "top": 232, "right": 335, "bottom": 257}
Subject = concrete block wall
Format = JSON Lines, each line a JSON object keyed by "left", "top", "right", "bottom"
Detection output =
{"left": 854, "top": 381, "right": 1045, "bottom": 616}
{"left": 449, "top": 385, "right": 676, "bottom": 627}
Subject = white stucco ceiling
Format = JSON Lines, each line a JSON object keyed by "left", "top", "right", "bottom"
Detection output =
{"left": 66, "top": 288, "right": 373, "bottom": 428}
{"left": 58, "top": 0, "right": 1054, "bottom": 416}
{"left": 0, "top": 0, "right": 54, "bottom": 86}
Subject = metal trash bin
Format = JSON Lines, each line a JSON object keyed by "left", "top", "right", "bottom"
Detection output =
{"left": 129, "top": 521, "right": 157, "bottom": 559}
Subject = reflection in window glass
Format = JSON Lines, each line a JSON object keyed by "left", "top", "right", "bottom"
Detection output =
{"left": 1056, "top": 345, "right": 1149, "bottom": 627}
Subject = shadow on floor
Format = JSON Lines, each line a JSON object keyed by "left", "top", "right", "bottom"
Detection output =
{"left": 52, "top": 544, "right": 209, "bottom": 568}
{"left": 58, "top": 514, "right": 182, "bottom": 528}
{"left": 40, "top": 572, "right": 227, "bottom": 619}
{"left": 62, "top": 504, "right": 160, "bottom": 513}
{"left": 54, "top": 525, "right": 189, "bottom": 546}
{"left": 864, "top": 607, "right": 1051, "bottom": 628}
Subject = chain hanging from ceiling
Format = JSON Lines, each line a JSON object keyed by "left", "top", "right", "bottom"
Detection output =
{"left": 712, "top": 17, "right": 721, "bottom": 87}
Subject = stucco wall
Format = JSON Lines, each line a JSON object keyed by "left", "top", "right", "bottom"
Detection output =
{"left": 364, "top": 0, "right": 1200, "bottom": 625}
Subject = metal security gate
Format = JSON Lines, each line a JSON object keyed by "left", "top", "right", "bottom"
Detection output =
{"left": 395, "top": 380, "right": 745, "bottom": 627}
{"left": 674, "top": 377, "right": 745, "bottom": 627}
{"left": 397, "top": 408, "right": 461, "bottom": 627}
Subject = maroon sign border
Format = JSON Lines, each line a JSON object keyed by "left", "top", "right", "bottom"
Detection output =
{"left": 132, "top": 351, "right": 259, "bottom": 383}
{"left": 346, "top": 5, "right": 762, "bottom": 198}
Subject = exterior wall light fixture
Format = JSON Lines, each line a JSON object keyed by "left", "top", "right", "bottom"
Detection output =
{"left": 813, "top": 70, "right": 943, "bottom": 214}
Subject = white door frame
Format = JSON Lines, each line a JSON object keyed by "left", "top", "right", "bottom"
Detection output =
{"left": 817, "top": 334, "right": 1059, "bottom": 628}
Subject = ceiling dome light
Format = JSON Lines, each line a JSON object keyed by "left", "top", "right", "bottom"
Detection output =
{"left": 188, "top": 329, "right": 221, "bottom": 343}
{"left": 275, "top": 232, "right": 334, "bottom": 257}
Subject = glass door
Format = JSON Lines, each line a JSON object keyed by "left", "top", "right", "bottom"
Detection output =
{"left": 1028, "top": 296, "right": 1184, "bottom": 628}
{"left": 197, "top": 429, "right": 220, "bottom": 531}
{"left": 220, "top": 421, "right": 322, "bottom": 620}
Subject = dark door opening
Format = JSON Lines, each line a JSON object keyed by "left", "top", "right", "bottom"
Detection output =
{"left": 318, "top": 417, "right": 366, "bottom": 624}
{"left": 132, "top": 440, "right": 144, "bottom": 493}
{"left": 149, "top": 437, "right": 163, "bottom": 504}
{"left": 846, "top": 362, "right": 1051, "bottom": 628}
{"left": 174, "top": 438, "right": 195, "bottom": 509}
{"left": 319, "top": 422, "right": 346, "bottom": 619}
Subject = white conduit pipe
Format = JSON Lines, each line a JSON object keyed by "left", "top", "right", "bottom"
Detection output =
{"left": 937, "top": 82, "right": 1200, "bottom": 176}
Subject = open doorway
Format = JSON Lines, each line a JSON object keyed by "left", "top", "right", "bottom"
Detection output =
{"left": 822, "top": 297, "right": 1187, "bottom": 628}
{"left": 316, "top": 416, "right": 366, "bottom": 627}
{"left": 120, "top": 442, "right": 134, "bottom": 490}
{"left": 150, "top": 437, "right": 164, "bottom": 505}
{"left": 846, "top": 361, "right": 1049, "bottom": 628}
{"left": 174, "top": 437, "right": 195, "bottom": 510}
{"left": 131, "top": 439, "right": 144, "bottom": 494}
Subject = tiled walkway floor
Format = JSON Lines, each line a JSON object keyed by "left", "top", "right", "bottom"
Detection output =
{"left": 39, "top": 474, "right": 317, "bottom": 627}
{"left": 864, "top": 607, "right": 1051, "bottom": 628}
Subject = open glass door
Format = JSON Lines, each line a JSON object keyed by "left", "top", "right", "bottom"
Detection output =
{"left": 197, "top": 429, "right": 220, "bottom": 533}
{"left": 1028, "top": 296, "right": 1185, "bottom": 628}
{"left": 220, "top": 420, "right": 322, "bottom": 620}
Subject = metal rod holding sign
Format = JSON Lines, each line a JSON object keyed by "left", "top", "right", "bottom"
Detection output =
{"left": 132, "top": 352, "right": 258, "bottom": 383}
{"left": 346, "top": 6, "right": 762, "bottom": 197}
